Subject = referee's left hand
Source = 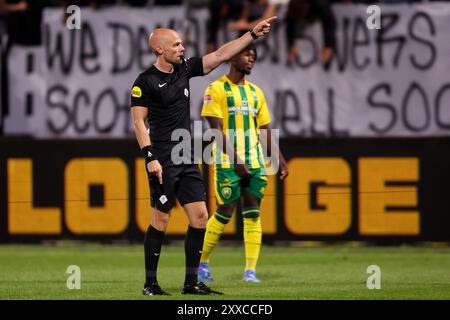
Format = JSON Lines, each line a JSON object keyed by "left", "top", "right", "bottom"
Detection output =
{"left": 251, "top": 16, "right": 277, "bottom": 38}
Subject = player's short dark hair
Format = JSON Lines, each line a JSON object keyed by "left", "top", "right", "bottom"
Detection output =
{"left": 240, "top": 43, "right": 257, "bottom": 60}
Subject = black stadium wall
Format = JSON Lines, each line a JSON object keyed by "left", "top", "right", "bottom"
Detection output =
{"left": 0, "top": 137, "right": 449, "bottom": 243}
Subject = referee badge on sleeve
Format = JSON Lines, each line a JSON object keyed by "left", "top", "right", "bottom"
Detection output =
{"left": 131, "top": 86, "right": 142, "bottom": 98}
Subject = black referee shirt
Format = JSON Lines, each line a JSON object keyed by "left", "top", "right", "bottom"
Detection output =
{"left": 130, "top": 57, "right": 204, "bottom": 166}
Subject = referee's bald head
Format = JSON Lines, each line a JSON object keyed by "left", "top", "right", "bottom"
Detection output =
{"left": 148, "top": 28, "right": 180, "bottom": 56}
{"left": 148, "top": 28, "right": 185, "bottom": 65}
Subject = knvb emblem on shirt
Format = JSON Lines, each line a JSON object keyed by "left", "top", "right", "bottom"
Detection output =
{"left": 159, "top": 195, "right": 168, "bottom": 204}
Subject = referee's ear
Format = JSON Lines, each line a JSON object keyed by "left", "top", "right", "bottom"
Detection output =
{"left": 153, "top": 47, "right": 163, "bottom": 56}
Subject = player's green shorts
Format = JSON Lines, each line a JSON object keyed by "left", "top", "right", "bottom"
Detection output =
{"left": 213, "top": 167, "right": 268, "bottom": 205}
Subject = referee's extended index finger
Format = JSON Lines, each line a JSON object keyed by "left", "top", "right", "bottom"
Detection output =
{"left": 265, "top": 16, "right": 278, "bottom": 24}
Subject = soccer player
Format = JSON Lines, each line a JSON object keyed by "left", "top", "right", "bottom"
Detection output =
{"left": 130, "top": 17, "right": 277, "bottom": 295}
{"left": 198, "top": 44, "right": 289, "bottom": 283}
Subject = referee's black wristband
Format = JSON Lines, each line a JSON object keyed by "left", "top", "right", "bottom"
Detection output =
{"left": 249, "top": 30, "right": 258, "bottom": 40}
{"left": 142, "top": 145, "right": 157, "bottom": 163}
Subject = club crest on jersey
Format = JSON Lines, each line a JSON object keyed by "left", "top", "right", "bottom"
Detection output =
{"left": 221, "top": 187, "right": 232, "bottom": 199}
{"left": 131, "top": 86, "right": 142, "bottom": 98}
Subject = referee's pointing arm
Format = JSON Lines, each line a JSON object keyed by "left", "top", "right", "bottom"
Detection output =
{"left": 202, "top": 16, "right": 277, "bottom": 75}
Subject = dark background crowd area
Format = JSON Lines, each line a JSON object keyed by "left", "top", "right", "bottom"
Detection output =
{"left": 0, "top": 0, "right": 446, "bottom": 48}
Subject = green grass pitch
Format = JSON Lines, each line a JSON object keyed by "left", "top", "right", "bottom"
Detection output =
{"left": 0, "top": 244, "right": 449, "bottom": 300}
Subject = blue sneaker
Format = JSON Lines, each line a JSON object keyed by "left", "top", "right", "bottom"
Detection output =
{"left": 243, "top": 270, "right": 261, "bottom": 283}
{"left": 198, "top": 262, "right": 214, "bottom": 282}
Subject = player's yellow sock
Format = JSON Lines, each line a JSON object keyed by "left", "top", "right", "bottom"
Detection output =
{"left": 200, "top": 211, "right": 230, "bottom": 263}
{"left": 242, "top": 207, "right": 262, "bottom": 272}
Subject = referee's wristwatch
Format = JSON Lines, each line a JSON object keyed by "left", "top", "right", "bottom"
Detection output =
{"left": 250, "top": 30, "right": 258, "bottom": 40}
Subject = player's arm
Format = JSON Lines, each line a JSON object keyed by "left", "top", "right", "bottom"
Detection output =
{"left": 202, "top": 16, "right": 277, "bottom": 75}
{"left": 260, "top": 124, "right": 288, "bottom": 180}
{"left": 206, "top": 116, "right": 250, "bottom": 178}
{"left": 131, "top": 106, "right": 163, "bottom": 184}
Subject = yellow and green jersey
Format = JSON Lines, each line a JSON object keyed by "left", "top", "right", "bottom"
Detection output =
{"left": 201, "top": 75, "right": 271, "bottom": 169}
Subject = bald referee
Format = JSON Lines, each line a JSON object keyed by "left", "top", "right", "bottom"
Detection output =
{"left": 130, "top": 16, "right": 278, "bottom": 295}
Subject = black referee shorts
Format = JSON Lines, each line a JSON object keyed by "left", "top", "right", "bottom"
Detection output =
{"left": 147, "top": 164, "right": 207, "bottom": 213}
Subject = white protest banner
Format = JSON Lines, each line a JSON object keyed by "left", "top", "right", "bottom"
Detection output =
{"left": 4, "top": 4, "right": 450, "bottom": 138}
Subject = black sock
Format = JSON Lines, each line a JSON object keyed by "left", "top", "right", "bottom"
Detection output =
{"left": 184, "top": 225, "right": 206, "bottom": 286}
{"left": 144, "top": 225, "right": 165, "bottom": 287}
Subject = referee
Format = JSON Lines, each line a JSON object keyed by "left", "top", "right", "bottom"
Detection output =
{"left": 130, "top": 17, "right": 278, "bottom": 295}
